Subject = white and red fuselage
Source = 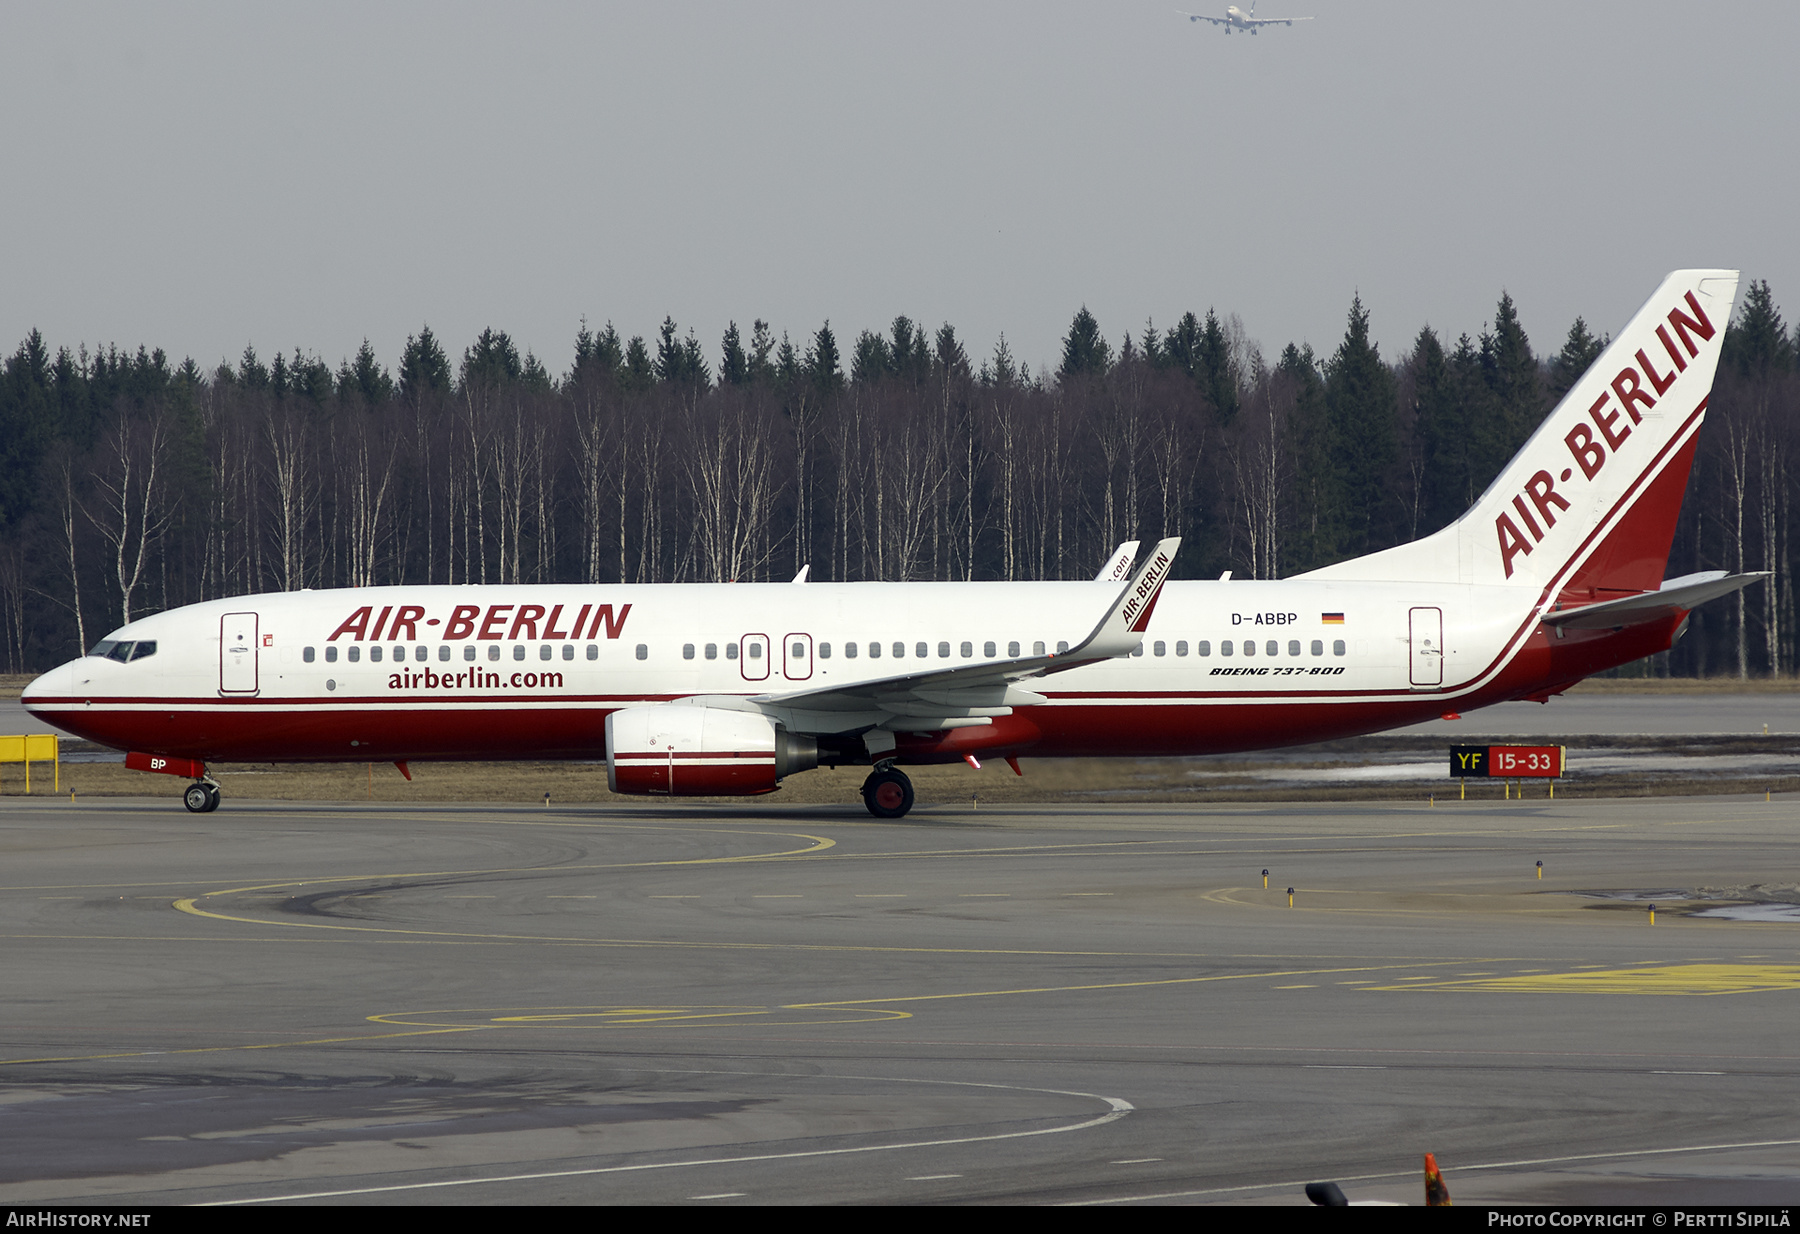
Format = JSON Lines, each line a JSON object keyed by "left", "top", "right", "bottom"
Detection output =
{"left": 20, "top": 271, "right": 1749, "bottom": 813}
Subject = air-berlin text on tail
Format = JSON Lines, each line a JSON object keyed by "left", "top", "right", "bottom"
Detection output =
{"left": 1495, "top": 291, "right": 1715, "bottom": 578}
{"left": 327, "top": 601, "right": 632, "bottom": 642}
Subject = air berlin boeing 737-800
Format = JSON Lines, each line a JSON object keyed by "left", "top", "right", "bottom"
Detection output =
{"left": 23, "top": 271, "right": 1759, "bottom": 818}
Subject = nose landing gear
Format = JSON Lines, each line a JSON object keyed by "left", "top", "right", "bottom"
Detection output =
{"left": 861, "top": 765, "right": 915, "bottom": 819}
{"left": 183, "top": 780, "right": 221, "bottom": 813}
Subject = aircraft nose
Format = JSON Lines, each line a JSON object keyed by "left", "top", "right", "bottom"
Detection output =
{"left": 20, "top": 662, "right": 74, "bottom": 712}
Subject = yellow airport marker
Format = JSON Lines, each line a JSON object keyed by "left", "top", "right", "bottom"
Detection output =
{"left": 1262, "top": 868, "right": 1269, "bottom": 890}
{"left": 1287, "top": 886, "right": 1295, "bottom": 908}
{"left": 1535, "top": 860, "right": 1542, "bottom": 880}
{"left": 1648, "top": 903, "right": 1657, "bottom": 926}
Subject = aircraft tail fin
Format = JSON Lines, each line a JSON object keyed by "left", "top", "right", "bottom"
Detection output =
{"left": 1300, "top": 270, "right": 1740, "bottom": 597}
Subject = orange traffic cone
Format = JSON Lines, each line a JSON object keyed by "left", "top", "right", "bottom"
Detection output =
{"left": 1425, "top": 1152, "right": 1452, "bottom": 1206}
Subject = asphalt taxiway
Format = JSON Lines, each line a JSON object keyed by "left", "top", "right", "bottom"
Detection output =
{"left": 3, "top": 794, "right": 1800, "bottom": 1205}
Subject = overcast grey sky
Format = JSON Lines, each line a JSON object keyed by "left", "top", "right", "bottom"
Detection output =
{"left": 4, "top": 2, "right": 1795, "bottom": 379}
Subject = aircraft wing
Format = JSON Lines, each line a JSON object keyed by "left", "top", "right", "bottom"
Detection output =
{"left": 1245, "top": 15, "right": 1312, "bottom": 25}
{"left": 1541, "top": 571, "right": 1767, "bottom": 631}
{"left": 739, "top": 538, "right": 1180, "bottom": 734}
{"left": 1178, "top": 10, "right": 1231, "bottom": 26}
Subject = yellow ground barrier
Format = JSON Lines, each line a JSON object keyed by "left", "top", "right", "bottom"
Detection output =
{"left": 0, "top": 734, "right": 59, "bottom": 794}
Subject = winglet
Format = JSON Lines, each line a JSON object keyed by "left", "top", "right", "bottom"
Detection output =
{"left": 1094, "top": 541, "right": 1141, "bottom": 582}
{"left": 1063, "top": 537, "right": 1180, "bottom": 661}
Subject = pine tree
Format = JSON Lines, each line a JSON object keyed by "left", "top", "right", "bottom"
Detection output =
{"left": 398, "top": 327, "right": 451, "bottom": 401}
{"left": 850, "top": 330, "right": 891, "bottom": 385}
{"left": 239, "top": 344, "right": 270, "bottom": 390}
{"left": 460, "top": 328, "right": 522, "bottom": 390}
{"left": 1479, "top": 292, "right": 1543, "bottom": 472}
{"left": 1409, "top": 325, "right": 1467, "bottom": 535}
{"left": 720, "top": 322, "right": 749, "bottom": 386}
{"left": 1324, "top": 295, "right": 1401, "bottom": 556}
{"left": 1198, "top": 308, "right": 1239, "bottom": 423}
{"left": 807, "top": 323, "right": 843, "bottom": 393}
{"left": 622, "top": 336, "right": 655, "bottom": 391}
{"left": 1060, "top": 307, "right": 1112, "bottom": 379}
{"left": 748, "top": 320, "right": 776, "bottom": 385}
{"left": 1548, "top": 316, "right": 1607, "bottom": 401}
{"left": 1723, "top": 279, "right": 1792, "bottom": 377}
{"left": 340, "top": 339, "right": 394, "bottom": 404}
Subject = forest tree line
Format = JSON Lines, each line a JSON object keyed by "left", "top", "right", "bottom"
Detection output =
{"left": 0, "top": 282, "right": 1794, "bottom": 677}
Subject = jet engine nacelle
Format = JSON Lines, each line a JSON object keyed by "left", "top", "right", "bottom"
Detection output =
{"left": 605, "top": 704, "right": 818, "bottom": 796}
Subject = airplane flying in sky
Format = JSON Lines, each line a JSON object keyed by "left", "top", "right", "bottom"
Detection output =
{"left": 24, "top": 270, "right": 1755, "bottom": 819}
{"left": 1178, "top": 3, "right": 1313, "bottom": 34}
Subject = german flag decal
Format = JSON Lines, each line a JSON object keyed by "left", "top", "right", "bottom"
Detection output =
{"left": 1321, "top": 612, "right": 1345, "bottom": 624}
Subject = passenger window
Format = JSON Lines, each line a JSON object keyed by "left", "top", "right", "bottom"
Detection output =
{"left": 1266, "top": 641, "right": 1277, "bottom": 656}
{"left": 916, "top": 642, "right": 928, "bottom": 658}
{"left": 538, "top": 645, "right": 551, "bottom": 661}
{"left": 636, "top": 644, "right": 648, "bottom": 660}
{"left": 845, "top": 642, "right": 858, "bottom": 659}
{"left": 488, "top": 645, "right": 501, "bottom": 661}
{"left": 326, "top": 646, "right": 338, "bottom": 663}
{"left": 727, "top": 643, "right": 738, "bottom": 660}
{"left": 705, "top": 643, "right": 718, "bottom": 660}
{"left": 1288, "top": 640, "right": 1301, "bottom": 656}
{"left": 792, "top": 642, "right": 806, "bottom": 659}
{"left": 683, "top": 644, "right": 695, "bottom": 660}
{"left": 1221, "top": 641, "right": 1233, "bottom": 656}
{"left": 984, "top": 641, "right": 997, "bottom": 657}
{"left": 303, "top": 646, "right": 316, "bottom": 663}
{"left": 819, "top": 643, "right": 831, "bottom": 658}
{"left": 1334, "top": 640, "right": 1346, "bottom": 656}
{"left": 1154, "top": 641, "right": 1166, "bottom": 656}
{"left": 393, "top": 645, "right": 405, "bottom": 661}
{"left": 1033, "top": 641, "right": 1045, "bottom": 655}
{"left": 513, "top": 644, "right": 525, "bottom": 661}
{"left": 1176, "top": 641, "right": 1188, "bottom": 656}
{"left": 370, "top": 646, "right": 383, "bottom": 663}
{"left": 1311, "top": 640, "right": 1323, "bottom": 656}
{"left": 1131, "top": 644, "right": 1144, "bottom": 657}
{"left": 893, "top": 642, "right": 905, "bottom": 659}
{"left": 412, "top": 646, "right": 423, "bottom": 661}
{"left": 749, "top": 643, "right": 762, "bottom": 659}
{"left": 1244, "top": 641, "right": 1257, "bottom": 657}
{"left": 1056, "top": 641, "right": 1069, "bottom": 654}
{"left": 938, "top": 641, "right": 951, "bottom": 658}
{"left": 586, "top": 644, "right": 598, "bottom": 660}
{"left": 464, "top": 645, "right": 476, "bottom": 661}
{"left": 348, "top": 646, "right": 361, "bottom": 662}
{"left": 437, "top": 645, "right": 450, "bottom": 662}
{"left": 1006, "top": 641, "right": 1019, "bottom": 657}
{"left": 1197, "top": 641, "right": 1210, "bottom": 656}
{"left": 868, "top": 642, "right": 880, "bottom": 659}
{"left": 562, "top": 644, "right": 574, "bottom": 660}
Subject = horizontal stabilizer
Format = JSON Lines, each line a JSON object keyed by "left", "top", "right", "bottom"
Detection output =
{"left": 1542, "top": 571, "right": 1768, "bottom": 630}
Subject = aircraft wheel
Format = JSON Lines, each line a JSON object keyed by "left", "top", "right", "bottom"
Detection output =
{"left": 183, "top": 782, "right": 213, "bottom": 813}
{"left": 862, "top": 768, "right": 915, "bottom": 819}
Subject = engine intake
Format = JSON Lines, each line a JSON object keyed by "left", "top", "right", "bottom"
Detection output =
{"left": 606, "top": 704, "right": 816, "bottom": 796}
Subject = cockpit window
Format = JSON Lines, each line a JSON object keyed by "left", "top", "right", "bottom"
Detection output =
{"left": 89, "top": 638, "right": 155, "bottom": 663}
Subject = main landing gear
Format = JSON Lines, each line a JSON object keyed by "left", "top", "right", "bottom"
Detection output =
{"left": 183, "top": 780, "right": 221, "bottom": 813}
{"left": 861, "top": 765, "right": 915, "bottom": 819}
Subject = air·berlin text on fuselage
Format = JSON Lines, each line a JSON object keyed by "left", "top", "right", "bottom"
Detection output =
{"left": 327, "top": 601, "right": 632, "bottom": 643}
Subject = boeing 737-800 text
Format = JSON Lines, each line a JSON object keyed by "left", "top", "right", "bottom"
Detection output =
{"left": 22, "top": 270, "right": 1758, "bottom": 817}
